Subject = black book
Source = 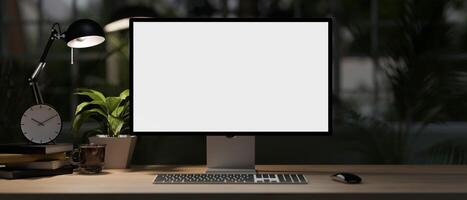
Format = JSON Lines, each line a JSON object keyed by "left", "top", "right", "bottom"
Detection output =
{"left": 0, "top": 143, "right": 73, "bottom": 154}
{"left": 0, "top": 166, "right": 74, "bottom": 179}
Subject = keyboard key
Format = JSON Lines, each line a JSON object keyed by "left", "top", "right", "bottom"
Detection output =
{"left": 298, "top": 174, "right": 306, "bottom": 182}
{"left": 278, "top": 174, "right": 286, "bottom": 182}
{"left": 291, "top": 174, "right": 299, "bottom": 182}
{"left": 284, "top": 174, "right": 292, "bottom": 182}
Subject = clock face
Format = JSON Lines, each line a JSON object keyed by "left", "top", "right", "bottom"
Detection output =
{"left": 20, "top": 104, "right": 62, "bottom": 144}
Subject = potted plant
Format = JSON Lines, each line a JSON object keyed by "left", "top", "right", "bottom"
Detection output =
{"left": 72, "top": 88, "right": 136, "bottom": 169}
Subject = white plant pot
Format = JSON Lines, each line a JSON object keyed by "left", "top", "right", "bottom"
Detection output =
{"left": 89, "top": 135, "right": 137, "bottom": 169}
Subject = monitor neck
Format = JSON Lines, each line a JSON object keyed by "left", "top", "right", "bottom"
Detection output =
{"left": 206, "top": 136, "right": 256, "bottom": 174}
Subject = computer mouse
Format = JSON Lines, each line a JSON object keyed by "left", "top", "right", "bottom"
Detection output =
{"left": 331, "top": 172, "right": 362, "bottom": 184}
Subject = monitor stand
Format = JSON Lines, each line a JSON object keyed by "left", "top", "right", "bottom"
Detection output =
{"left": 206, "top": 136, "right": 256, "bottom": 174}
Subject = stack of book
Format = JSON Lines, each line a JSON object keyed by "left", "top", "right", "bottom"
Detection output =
{"left": 0, "top": 143, "right": 74, "bottom": 179}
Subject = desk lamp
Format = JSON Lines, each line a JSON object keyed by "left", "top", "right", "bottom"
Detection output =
{"left": 20, "top": 19, "right": 105, "bottom": 144}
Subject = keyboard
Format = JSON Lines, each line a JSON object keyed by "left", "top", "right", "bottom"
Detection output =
{"left": 153, "top": 173, "right": 307, "bottom": 184}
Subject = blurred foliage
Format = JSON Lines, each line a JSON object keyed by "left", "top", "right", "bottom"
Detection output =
{"left": 0, "top": 60, "right": 34, "bottom": 143}
{"left": 336, "top": 0, "right": 467, "bottom": 164}
{"left": 383, "top": 0, "right": 461, "bottom": 122}
{"left": 426, "top": 140, "right": 467, "bottom": 164}
{"left": 380, "top": 0, "right": 467, "bottom": 126}
{"left": 334, "top": 99, "right": 413, "bottom": 163}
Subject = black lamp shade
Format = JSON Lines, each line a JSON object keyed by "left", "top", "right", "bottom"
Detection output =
{"left": 65, "top": 19, "right": 105, "bottom": 48}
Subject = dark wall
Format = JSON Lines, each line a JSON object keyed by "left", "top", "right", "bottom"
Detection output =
{"left": 131, "top": 135, "right": 364, "bottom": 165}
{"left": 129, "top": 123, "right": 467, "bottom": 165}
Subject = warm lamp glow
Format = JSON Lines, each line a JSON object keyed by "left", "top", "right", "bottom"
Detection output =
{"left": 104, "top": 18, "right": 130, "bottom": 32}
{"left": 105, "top": 6, "right": 156, "bottom": 33}
{"left": 67, "top": 35, "right": 105, "bottom": 48}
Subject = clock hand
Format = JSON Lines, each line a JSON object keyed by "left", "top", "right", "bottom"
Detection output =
{"left": 31, "top": 118, "right": 45, "bottom": 126}
{"left": 41, "top": 114, "right": 58, "bottom": 124}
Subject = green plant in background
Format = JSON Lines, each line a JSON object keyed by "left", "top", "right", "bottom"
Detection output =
{"left": 334, "top": 99, "right": 412, "bottom": 164}
{"left": 0, "top": 60, "right": 32, "bottom": 143}
{"left": 383, "top": 0, "right": 467, "bottom": 163}
{"left": 427, "top": 140, "right": 467, "bottom": 164}
{"left": 384, "top": 0, "right": 458, "bottom": 122}
{"left": 72, "top": 88, "right": 130, "bottom": 140}
{"left": 336, "top": 0, "right": 467, "bottom": 164}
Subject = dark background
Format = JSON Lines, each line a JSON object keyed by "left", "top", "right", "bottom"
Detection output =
{"left": 1, "top": 0, "right": 467, "bottom": 165}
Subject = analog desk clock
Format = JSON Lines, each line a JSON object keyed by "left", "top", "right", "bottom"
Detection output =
{"left": 20, "top": 104, "right": 62, "bottom": 144}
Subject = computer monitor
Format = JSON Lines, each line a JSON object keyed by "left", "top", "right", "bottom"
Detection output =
{"left": 130, "top": 18, "right": 332, "bottom": 173}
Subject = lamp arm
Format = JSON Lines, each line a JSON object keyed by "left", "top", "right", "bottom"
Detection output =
{"left": 39, "top": 30, "right": 57, "bottom": 63}
{"left": 30, "top": 29, "right": 62, "bottom": 81}
{"left": 28, "top": 25, "right": 64, "bottom": 104}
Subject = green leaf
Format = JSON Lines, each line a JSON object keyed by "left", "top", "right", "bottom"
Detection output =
{"left": 75, "top": 100, "right": 107, "bottom": 115}
{"left": 72, "top": 108, "right": 107, "bottom": 134}
{"left": 112, "top": 105, "right": 125, "bottom": 117}
{"left": 107, "top": 115, "right": 124, "bottom": 137}
{"left": 119, "top": 89, "right": 129, "bottom": 100}
{"left": 75, "top": 88, "right": 106, "bottom": 102}
{"left": 105, "top": 97, "right": 123, "bottom": 115}
{"left": 112, "top": 99, "right": 130, "bottom": 118}
{"left": 72, "top": 113, "right": 87, "bottom": 134}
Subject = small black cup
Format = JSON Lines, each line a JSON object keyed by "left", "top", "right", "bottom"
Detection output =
{"left": 72, "top": 144, "right": 106, "bottom": 174}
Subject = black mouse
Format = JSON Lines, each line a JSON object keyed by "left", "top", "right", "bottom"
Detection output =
{"left": 331, "top": 172, "right": 362, "bottom": 184}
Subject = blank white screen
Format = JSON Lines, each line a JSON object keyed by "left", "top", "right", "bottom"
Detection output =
{"left": 133, "top": 22, "right": 329, "bottom": 132}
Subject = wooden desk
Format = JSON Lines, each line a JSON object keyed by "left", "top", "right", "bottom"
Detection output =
{"left": 1, "top": 165, "right": 467, "bottom": 200}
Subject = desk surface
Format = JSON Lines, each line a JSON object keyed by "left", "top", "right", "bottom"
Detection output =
{"left": 1, "top": 165, "right": 467, "bottom": 200}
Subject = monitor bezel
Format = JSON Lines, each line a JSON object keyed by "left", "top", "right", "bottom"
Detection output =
{"left": 129, "top": 18, "right": 333, "bottom": 136}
